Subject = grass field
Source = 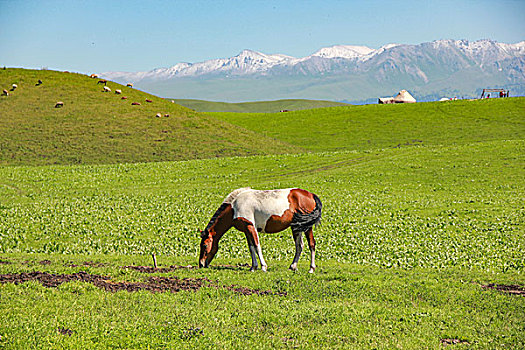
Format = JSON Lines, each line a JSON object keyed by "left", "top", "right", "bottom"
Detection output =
{"left": 0, "top": 69, "right": 299, "bottom": 166}
{"left": 0, "top": 69, "right": 524, "bottom": 348}
{"left": 172, "top": 98, "right": 350, "bottom": 113}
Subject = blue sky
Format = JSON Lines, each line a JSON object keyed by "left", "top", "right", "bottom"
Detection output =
{"left": 1, "top": 0, "right": 524, "bottom": 73}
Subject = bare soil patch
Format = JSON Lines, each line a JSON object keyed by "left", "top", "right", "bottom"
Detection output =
{"left": 0, "top": 271, "right": 286, "bottom": 296}
{"left": 57, "top": 327, "right": 74, "bottom": 336}
{"left": 68, "top": 261, "right": 108, "bottom": 268}
{"left": 440, "top": 338, "right": 470, "bottom": 346}
{"left": 122, "top": 263, "right": 250, "bottom": 273}
{"left": 122, "top": 265, "right": 194, "bottom": 273}
{"left": 482, "top": 283, "right": 525, "bottom": 296}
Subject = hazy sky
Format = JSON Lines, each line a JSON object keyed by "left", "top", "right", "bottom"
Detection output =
{"left": 1, "top": 0, "right": 524, "bottom": 73}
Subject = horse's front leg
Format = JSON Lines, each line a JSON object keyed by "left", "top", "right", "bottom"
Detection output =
{"left": 244, "top": 232, "right": 258, "bottom": 271}
{"left": 289, "top": 230, "right": 304, "bottom": 271}
{"left": 248, "top": 226, "right": 267, "bottom": 272}
{"left": 235, "top": 218, "right": 267, "bottom": 272}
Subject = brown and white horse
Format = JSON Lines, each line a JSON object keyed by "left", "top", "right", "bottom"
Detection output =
{"left": 199, "top": 188, "right": 322, "bottom": 273}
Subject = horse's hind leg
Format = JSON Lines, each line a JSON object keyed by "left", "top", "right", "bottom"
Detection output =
{"left": 305, "top": 227, "right": 316, "bottom": 273}
{"left": 289, "top": 230, "right": 304, "bottom": 271}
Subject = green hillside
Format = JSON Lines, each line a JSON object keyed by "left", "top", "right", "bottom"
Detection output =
{"left": 172, "top": 98, "right": 349, "bottom": 113}
{"left": 211, "top": 97, "right": 525, "bottom": 152}
{"left": 0, "top": 69, "right": 299, "bottom": 166}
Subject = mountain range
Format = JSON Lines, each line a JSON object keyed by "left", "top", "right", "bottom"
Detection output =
{"left": 103, "top": 39, "right": 525, "bottom": 103}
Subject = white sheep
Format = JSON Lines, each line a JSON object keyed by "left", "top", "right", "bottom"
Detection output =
{"left": 115, "top": 89, "right": 122, "bottom": 94}
{"left": 103, "top": 86, "right": 111, "bottom": 92}
{"left": 55, "top": 101, "right": 64, "bottom": 108}
{"left": 155, "top": 113, "right": 162, "bottom": 118}
{"left": 126, "top": 83, "right": 133, "bottom": 88}
{"left": 2, "top": 89, "right": 8, "bottom": 96}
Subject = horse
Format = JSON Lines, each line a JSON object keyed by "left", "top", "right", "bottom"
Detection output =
{"left": 199, "top": 187, "right": 322, "bottom": 273}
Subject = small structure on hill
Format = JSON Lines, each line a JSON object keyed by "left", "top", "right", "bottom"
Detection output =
{"left": 378, "top": 90, "right": 416, "bottom": 104}
{"left": 480, "top": 88, "right": 509, "bottom": 98}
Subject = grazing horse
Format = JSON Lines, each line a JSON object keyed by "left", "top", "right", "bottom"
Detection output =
{"left": 199, "top": 188, "right": 322, "bottom": 273}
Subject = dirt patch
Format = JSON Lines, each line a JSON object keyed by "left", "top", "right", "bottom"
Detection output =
{"left": 122, "top": 263, "right": 250, "bottom": 273}
{"left": 440, "top": 338, "right": 470, "bottom": 346}
{"left": 0, "top": 271, "right": 286, "bottom": 296}
{"left": 57, "top": 327, "right": 74, "bottom": 336}
{"left": 39, "top": 260, "right": 52, "bottom": 265}
{"left": 122, "top": 265, "right": 194, "bottom": 273}
{"left": 0, "top": 259, "right": 11, "bottom": 265}
{"left": 0, "top": 271, "right": 207, "bottom": 293}
{"left": 482, "top": 283, "right": 525, "bottom": 296}
{"left": 68, "top": 261, "right": 108, "bottom": 268}
{"left": 223, "top": 283, "right": 287, "bottom": 296}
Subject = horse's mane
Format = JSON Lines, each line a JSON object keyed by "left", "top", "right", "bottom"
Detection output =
{"left": 223, "top": 187, "right": 251, "bottom": 204}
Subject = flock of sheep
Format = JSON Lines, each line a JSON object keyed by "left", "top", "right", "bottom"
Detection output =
{"left": 2, "top": 83, "right": 18, "bottom": 96}
{"left": 2, "top": 72, "right": 171, "bottom": 118}
{"left": 90, "top": 74, "right": 170, "bottom": 117}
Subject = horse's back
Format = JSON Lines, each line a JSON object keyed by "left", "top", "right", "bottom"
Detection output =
{"left": 232, "top": 189, "right": 292, "bottom": 228}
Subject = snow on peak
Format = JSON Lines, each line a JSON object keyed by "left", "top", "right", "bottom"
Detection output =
{"left": 312, "top": 45, "right": 374, "bottom": 59}
{"left": 101, "top": 39, "right": 525, "bottom": 82}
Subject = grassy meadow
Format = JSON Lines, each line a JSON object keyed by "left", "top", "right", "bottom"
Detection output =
{"left": 0, "top": 69, "right": 299, "bottom": 166}
{"left": 0, "top": 69, "right": 524, "bottom": 349}
{"left": 172, "top": 98, "right": 349, "bottom": 113}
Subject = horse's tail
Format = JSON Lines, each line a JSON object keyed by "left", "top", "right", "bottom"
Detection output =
{"left": 291, "top": 194, "right": 322, "bottom": 233}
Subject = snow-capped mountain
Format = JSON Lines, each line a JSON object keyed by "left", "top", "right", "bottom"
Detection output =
{"left": 311, "top": 45, "right": 375, "bottom": 59}
{"left": 102, "top": 39, "right": 525, "bottom": 102}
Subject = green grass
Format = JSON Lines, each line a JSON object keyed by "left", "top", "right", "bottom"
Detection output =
{"left": 172, "top": 98, "right": 350, "bottom": 113}
{"left": 0, "top": 68, "right": 299, "bottom": 166}
{"left": 211, "top": 97, "right": 525, "bottom": 152}
{"left": 1, "top": 254, "right": 524, "bottom": 349}
{"left": 0, "top": 140, "right": 523, "bottom": 271}
{"left": 0, "top": 69, "right": 524, "bottom": 348}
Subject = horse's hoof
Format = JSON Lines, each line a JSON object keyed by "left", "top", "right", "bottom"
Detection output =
{"left": 262, "top": 266, "right": 268, "bottom": 272}
{"left": 289, "top": 264, "right": 298, "bottom": 272}
{"left": 250, "top": 267, "right": 257, "bottom": 272}
{"left": 308, "top": 268, "right": 315, "bottom": 274}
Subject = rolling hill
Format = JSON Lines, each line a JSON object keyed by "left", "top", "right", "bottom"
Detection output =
{"left": 172, "top": 98, "right": 349, "bottom": 113}
{"left": 210, "top": 97, "right": 525, "bottom": 152}
{"left": 0, "top": 68, "right": 300, "bottom": 166}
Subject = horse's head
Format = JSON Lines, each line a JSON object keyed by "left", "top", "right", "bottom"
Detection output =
{"left": 198, "top": 228, "right": 218, "bottom": 268}
{"left": 198, "top": 203, "right": 233, "bottom": 268}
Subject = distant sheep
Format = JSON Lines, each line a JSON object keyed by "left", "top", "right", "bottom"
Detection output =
{"left": 11, "top": 84, "right": 17, "bottom": 91}
{"left": 164, "top": 114, "right": 170, "bottom": 118}
{"left": 115, "top": 89, "right": 122, "bottom": 94}
{"left": 145, "top": 99, "right": 153, "bottom": 103}
{"left": 2, "top": 89, "right": 8, "bottom": 96}
{"left": 35, "top": 79, "right": 43, "bottom": 86}
{"left": 55, "top": 101, "right": 64, "bottom": 108}
{"left": 131, "top": 102, "right": 141, "bottom": 105}
{"left": 155, "top": 113, "right": 162, "bottom": 118}
{"left": 90, "top": 74, "right": 99, "bottom": 79}
{"left": 103, "top": 86, "right": 111, "bottom": 92}
{"left": 121, "top": 96, "right": 128, "bottom": 100}
{"left": 97, "top": 80, "right": 107, "bottom": 85}
{"left": 126, "top": 83, "right": 133, "bottom": 88}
